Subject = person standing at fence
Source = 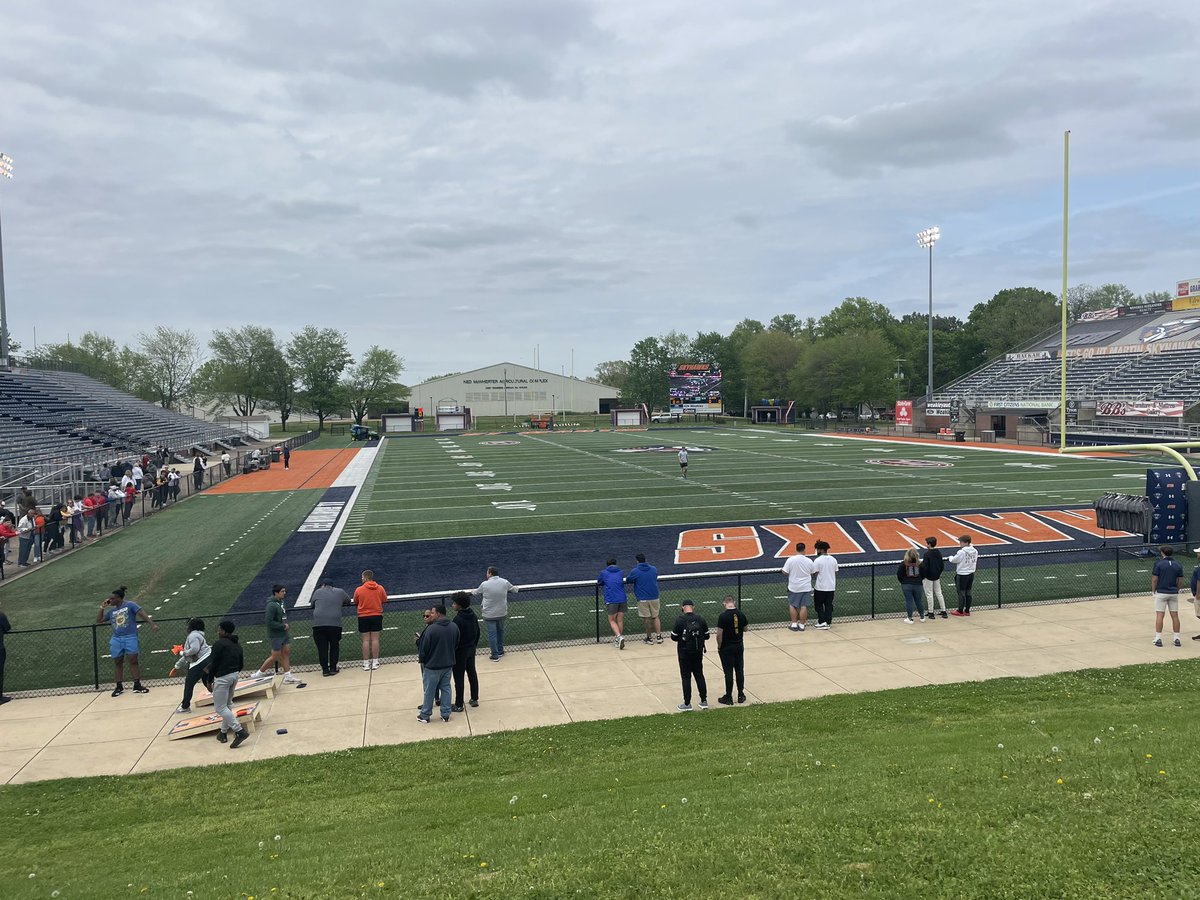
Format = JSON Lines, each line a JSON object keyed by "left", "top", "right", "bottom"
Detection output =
{"left": 169, "top": 468, "right": 181, "bottom": 501}
{"left": 671, "top": 598, "right": 709, "bottom": 710}
{"left": 250, "top": 584, "right": 300, "bottom": 683}
{"left": 416, "top": 604, "right": 459, "bottom": 724}
{"left": 107, "top": 483, "right": 123, "bottom": 527}
{"left": 221, "top": 451, "right": 232, "bottom": 476}
{"left": 948, "top": 535, "right": 979, "bottom": 617}
{"left": 921, "top": 537, "right": 947, "bottom": 619}
{"left": 0, "top": 602, "right": 11, "bottom": 705}
{"left": 311, "top": 578, "right": 352, "bottom": 676}
{"left": 473, "top": 566, "right": 518, "bottom": 661}
{"left": 627, "top": 553, "right": 663, "bottom": 644}
{"left": 451, "top": 591, "right": 480, "bottom": 710}
{"left": 205, "top": 619, "right": 250, "bottom": 748}
{"left": 782, "top": 542, "right": 815, "bottom": 631}
{"left": 598, "top": 558, "right": 627, "bottom": 650}
{"left": 811, "top": 540, "right": 838, "bottom": 629}
{"left": 283, "top": 445, "right": 291, "bottom": 470}
{"left": 715, "top": 595, "right": 747, "bottom": 705}
{"left": 192, "top": 453, "right": 207, "bottom": 491}
{"left": 897, "top": 548, "right": 927, "bottom": 623}
{"left": 1151, "top": 544, "right": 1184, "bottom": 648}
{"left": 168, "top": 617, "right": 213, "bottom": 713}
{"left": 16, "top": 508, "right": 36, "bottom": 567}
{"left": 353, "top": 570, "right": 388, "bottom": 671}
{"left": 122, "top": 482, "right": 136, "bottom": 524}
{"left": 96, "top": 586, "right": 157, "bottom": 696}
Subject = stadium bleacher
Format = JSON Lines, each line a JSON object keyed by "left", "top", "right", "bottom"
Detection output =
{"left": 1, "top": 366, "right": 244, "bottom": 496}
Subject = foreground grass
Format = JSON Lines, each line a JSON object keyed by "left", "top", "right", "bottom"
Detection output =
{"left": 3, "top": 663, "right": 1199, "bottom": 898}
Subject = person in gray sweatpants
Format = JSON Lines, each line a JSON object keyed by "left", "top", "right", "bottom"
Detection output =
{"left": 205, "top": 619, "right": 250, "bottom": 748}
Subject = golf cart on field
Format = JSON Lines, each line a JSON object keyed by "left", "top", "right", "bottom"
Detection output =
{"left": 350, "top": 424, "right": 379, "bottom": 441}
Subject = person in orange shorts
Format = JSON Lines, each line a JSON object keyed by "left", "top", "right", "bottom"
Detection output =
{"left": 354, "top": 569, "right": 388, "bottom": 670}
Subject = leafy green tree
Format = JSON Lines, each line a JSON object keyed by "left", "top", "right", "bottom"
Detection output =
{"left": 965, "top": 287, "right": 1060, "bottom": 360}
{"left": 590, "top": 360, "right": 629, "bottom": 391}
{"left": 768, "top": 313, "right": 804, "bottom": 338}
{"left": 194, "top": 325, "right": 278, "bottom": 416}
{"left": 742, "top": 330, "right": 802, "bottom": 400}
{"left": 261, "top": 349, "right": 295, "bottom": 431}
{"left": 1140, "top": 290, "right": 1173, "bottom": 305}
{"left": 342, "top": 346, "right": 407, "bottom": 425}
{"left": 791, "top": 331, "right": 898, "bottom": 413}
{"left": 690, "top": 331, "right": 728, "bottom": 366}
{"left": 138, "top": 325, "right": 203, "bottom": 410}
{"left": 287, "top": 326, "right": 352, "bottom": 431}
{"left": 721, "top": 319, "right": 765, "bottom": 415}
{"left": 622, "top": 337, "right": 670, "bottom": 408}
{"left": 1066, "top": 283, "right": 1137, "bottom": 320}
{"left": 818, "top": 298, "right": 897, "bottom": 341}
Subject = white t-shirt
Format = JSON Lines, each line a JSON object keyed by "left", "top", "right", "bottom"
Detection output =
{"left": 947, "top": 544, "right": 978, "bottom": 574}
{"left": 812, "top": 555, "right": 839, "bottom": 591}
{"left": 678, "top": 450, "right": 688, "bottom": 465}
{"left": 782, "top": 554, "right": 816, "bottom": 593}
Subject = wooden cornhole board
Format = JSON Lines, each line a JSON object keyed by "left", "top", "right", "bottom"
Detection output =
{"left": 192, "top": 672, "right": 281, "bottom": 707}
{"left": 168, "top": 702, "right": 262, "bottom": 740}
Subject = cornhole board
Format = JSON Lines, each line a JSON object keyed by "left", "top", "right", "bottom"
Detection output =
{"left": 192, "top": 673, "right": 281, "bottom": 708}
{"left": 168, "top": 702, "right": 262, "bottom": 740}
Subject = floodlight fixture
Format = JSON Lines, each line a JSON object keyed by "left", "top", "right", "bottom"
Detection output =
{"left": 916, "top": 225, "right": 940, "bottom": 401}
{"left": 916, "top": 226, "right": 939, "bottom": 249}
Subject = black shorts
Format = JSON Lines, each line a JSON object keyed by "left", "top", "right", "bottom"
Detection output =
{"left": 357, "top": 615, "right": 383, "bottom": 633}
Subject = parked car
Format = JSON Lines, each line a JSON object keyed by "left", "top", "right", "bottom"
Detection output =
{"left": 651, "top": 411, "right": 683, "bottom": 423}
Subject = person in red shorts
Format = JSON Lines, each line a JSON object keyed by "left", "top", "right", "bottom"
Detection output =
{"left": 354, "top": 569, "right": 388, "bottom": 671}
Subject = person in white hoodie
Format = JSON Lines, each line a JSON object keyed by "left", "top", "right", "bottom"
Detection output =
{"left": 168, "top": 617, "right": 213, "bottom": 713}
{"left": 947, "top": 535, "right": 979, "bottom": 617}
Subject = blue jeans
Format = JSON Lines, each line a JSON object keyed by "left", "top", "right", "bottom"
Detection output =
{"left": 484, "top": 618, "right": 506, "bottom": 658}
{"left": 18, "top": 536, "right": 33, "bottom": 565}
{"left": 420, "top": 667, "right": 452, "bottom": 719}
{"left": 901, "top": 583, "right": 924, "bottom": 619}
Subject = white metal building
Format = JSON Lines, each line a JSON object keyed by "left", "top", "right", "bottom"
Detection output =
{"left": 408, "top": 362, "right": 618, "bottom": 417}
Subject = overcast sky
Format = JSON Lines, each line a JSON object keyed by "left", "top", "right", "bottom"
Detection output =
{"left": 2, "top": 0, "right": 1197, "bottom": 383}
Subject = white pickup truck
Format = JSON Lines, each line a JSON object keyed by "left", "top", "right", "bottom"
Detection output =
{"left": 651, "top": 411, "right": 683, "bottom": 423}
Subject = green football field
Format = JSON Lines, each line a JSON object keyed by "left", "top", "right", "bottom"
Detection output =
{"left": 341, "top": 429, "right": 1148, "bottom": 543}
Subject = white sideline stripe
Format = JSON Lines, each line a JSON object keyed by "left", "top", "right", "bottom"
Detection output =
{"left": 293, "top": 444, "right": 381, "bottom": 608}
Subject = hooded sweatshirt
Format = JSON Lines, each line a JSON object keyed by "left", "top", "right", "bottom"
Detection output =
{"left": 598, "top": 565, "right": 626, "bottom": 604}
{"left": 172, "top": 629, "right": 213, "bottom": 672}
{"left": 920, "top": 547, "right": 945, "bottom": 580}
{"left": 454, "top": 606, "right": 481, "bottom": 651}
{"left": 418, "top": 617, "right": 460, "bottom": 669}
{"left": 354, "top": 580, "right": 387, "bottom": 617}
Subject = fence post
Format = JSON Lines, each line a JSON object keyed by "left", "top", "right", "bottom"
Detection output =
{"left": 91, "top": 624, "right": 101, "bottom": 690}
{"left": 737, "top": 573, "right": 742, "bottom": 604}
{"left": 996, "top": 554, "right": 1003, "bottom": 608}
{"left": 870, "top": 563, "right": 875, "bottom": 618}
{"left": 594, "top": 585, "right": 600, "bottom": 644}
{"left": 1115, "top": 546, "right": 1120, "bottom": 598}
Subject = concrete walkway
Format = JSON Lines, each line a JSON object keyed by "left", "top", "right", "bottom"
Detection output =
{"left": 2, "top": 594, "right": 1197, "bottom": 785}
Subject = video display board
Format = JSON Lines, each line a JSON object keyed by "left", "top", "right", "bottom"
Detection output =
{"left": 669, "top": 363, "right": 723, "bottom": 414}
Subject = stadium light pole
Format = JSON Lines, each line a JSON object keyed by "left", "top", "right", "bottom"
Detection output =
{"left": 916, "top": 226, "right": 940, "bottom": 402}
{"left": 0, "top": 152, "right": 13, "bottom": 370}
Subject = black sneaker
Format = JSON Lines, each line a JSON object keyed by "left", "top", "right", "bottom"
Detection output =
{"left": 737, "top": 694, "right": 747, "bottom": 704}
{"left": 132, "top": 684, "right": 150, "bottom": 694}
{"left": 216, "top": 731, "right": 228, "bottom": 743}
{"left": 717, "top": 695, "right": 733, "bottom": 705}
{"left": 939, "top": 611, "right": 948, "bottom": 619}
{"left": 416, "top": 714, "right": 430, "bottom": 724}
{"left": 469, "top": 699, "right": 479, "bottom": 708}
{"left": 441, "top": 715, "right": 450, "bottom": 722}
{"left": 230, "top": 729, "right": 249, "bottom": 749}
{"left": 451, "top": 704, "right": 465, "bottom": 712}
{"left": 111, "top": 685, "right": 125, "bottom": 697}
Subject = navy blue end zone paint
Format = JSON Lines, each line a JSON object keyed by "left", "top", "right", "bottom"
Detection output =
{"left": 319, "top": 504, "right": 1143, "bottom": 596}
{"left": 227, "top": 486, "right": 354, "bottom": 616}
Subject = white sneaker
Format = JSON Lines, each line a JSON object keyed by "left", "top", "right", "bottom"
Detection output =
{"left": 363, "top": 662, "right": 372, "bottom": 671}
{"left": 283, "top": 672, "right": 299, "bottom": 683}
{"left": 788, "top": 623, "right": 800, "bottom": 632}
{"left": 904, "top": 618, "right": 914, "bottom": 624}
{"left": 249, "top": 671, "right": 266, "bottom": 679}
{"left": 617, "top": 636, "right": 625, "bottom": 650}
{"left": 371, "top": 659, "right": 380, "bottom": 670}
{"left": 797, "top": 623, "right": 806, "bottom": 631}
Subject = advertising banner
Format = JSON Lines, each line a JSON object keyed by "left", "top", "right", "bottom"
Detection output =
{"left": 1172, "top": 293, "right": 1200, "bottom": 311}
{"left": 669, "top": 363, "right": 723, "bottom": 414}
{"left": 1079, "top": 307, "right": 1122, "bottom": 321}
{"left": 1176, "top": 277, "right": 1200, "bottom": 299}
{"left": 1096, "top": 400, "right": 1186, "bottom": 418}
{"left": 895, "top": 399, "right": 913, "bottom": 427}
{"left": 1004, "top": 351, "right": 1052, "bottom": 362}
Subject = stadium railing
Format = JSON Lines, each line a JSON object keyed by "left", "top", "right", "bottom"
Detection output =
{"left": 0, "top": 544, "right": 1160, "bottom": 697}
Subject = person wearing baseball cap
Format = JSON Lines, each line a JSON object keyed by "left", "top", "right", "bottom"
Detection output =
{"left": 670, "top": 598, "right": 710, "bottom": 711}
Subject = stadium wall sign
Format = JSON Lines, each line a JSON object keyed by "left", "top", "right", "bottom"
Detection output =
{"left": 1095, "top": 400, "right": 1185, "bottom": 418}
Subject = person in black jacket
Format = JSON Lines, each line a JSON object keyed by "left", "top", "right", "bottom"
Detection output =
{"left": 451, "top": 592, "right": 481, "bottom": 711}
{"left": 670, "top": 598, "right": 710, "bottom": 711}
{"left": 416, "top": 605, "right": 459, "bottom": 723}
{"left": 920, "top": 536, "right": 948, "bottom": 619}
{"left": 205, "top": 619, "right": 250, "bottom": 749}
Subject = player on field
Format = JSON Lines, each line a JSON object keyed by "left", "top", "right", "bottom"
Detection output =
{"left": 678, "top": 447, "right": 688, "bottom": 478}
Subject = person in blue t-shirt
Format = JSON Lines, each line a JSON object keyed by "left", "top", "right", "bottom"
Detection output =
{"left": 95, "top": 586, "right": 158, "bottom": 696}
{"left": 1150, "top": 545, "right": 1184, "bottom": 648}
{"left": 626, "top": 553, "right": 662, "bottom": 645}
{"left": 598, "top": 559, "right": 627, "bottom": 649}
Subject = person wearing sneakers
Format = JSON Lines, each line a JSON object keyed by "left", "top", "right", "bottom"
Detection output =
{"left": 897, "top": 549, "right": 927, "bottom": 623}
{"left": 1150, "top": 545, "right": 1184, "bottom": 648}
{"left": 598, "top": 558, "right": 628, "bottom": 649}
{"left": 627, "top": 553, "right": 663, "bottom": 644}
{"left": 353, "top": 569, "right": 388, "bottom": 670}
{"left": 96, "top": 586, "right": 157, "bottom": 696}
{"left": 678, "top": 447, "right": 689, "bottom": 478}
{"left": 473, "top": 566, "right": 519, "bottom": 661}
{"left": 168, "top": 617, "right": 213, "bottom": 713}
{"left": 715, "top": 595, "right": 748, "bottom": 705}
{"left": 948, "top": 535, "right": 979, "bottom": 617}
{"left": 671, "top": 598, "right": 709, "bottom": 710}
{"left": 920, "top": 536, "right": 948, "bottom": 619}
{"left": 782, "top": 542, "right": 815, "bottom": 631}
{"left": 1189, "top": 547, "right": 1200, "bottom": 642}
{"left": 250, "top": 585, "right": 299, "bottom": 683}
{"left": 811, "top": 540, "right": 838, "bottom": 629}
{"left": 451, "top": 592, "right": 481, "bottom": 711}
{"left": 205, "top": 619, "right": 250, "bottom": 749}
{"left": 416, "top": 603, "right": 459, "bottom": 724}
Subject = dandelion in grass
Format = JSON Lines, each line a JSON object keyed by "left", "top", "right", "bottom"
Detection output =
{"left": 1146, "top": 754, "right": 1153, "bottom": 759}
{"left": 997, "top": 743, "right": 1004, "bottom": 750}
{"left": 1094, "top": 737, "right": 1101, "bottom": 745}
{"left": 1051, "top": 746, "right": 1059, "bottom": 753}
{"left": 681, "top": 798, "right": 688, "bottom": 804}
{"left": 1159, "top": 770, "right": 1166, "bottom": 775}
{"left": 1056, "top": 778, "right": 1064, "bottom": 785}
{"left": 274, "top": 835, "right": 282, "bottom": 841}
{"left": 1083, "top": 792, "right": 1093, "bottom": 800}
{"left": 510, "top": 796, "right": 518, "bottom": 805}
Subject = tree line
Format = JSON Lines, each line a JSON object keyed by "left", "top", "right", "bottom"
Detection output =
{"left": 22, "top": 325, "right": 407, "bottom": 430}
{"left": 593, "top": 284, "right": 1173, "bottom": 415}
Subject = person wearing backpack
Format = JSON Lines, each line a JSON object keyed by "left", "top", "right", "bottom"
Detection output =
{"left": 670, "top": 598, "right": 710, "bottom": 711}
